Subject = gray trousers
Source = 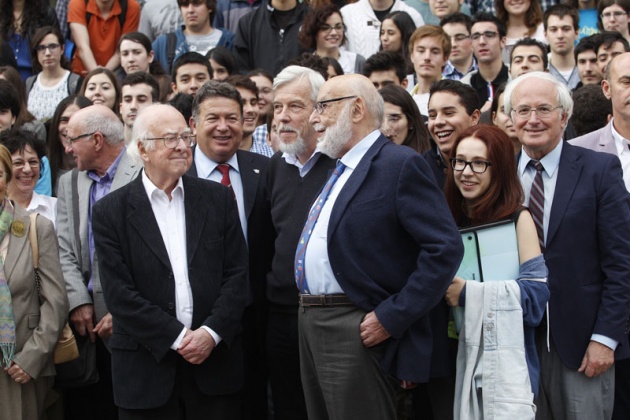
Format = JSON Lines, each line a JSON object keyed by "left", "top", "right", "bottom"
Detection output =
{"left": 298, "top": 305, "right": 398, "bottom": 420}
{"left": 536, "top": 341, "right": 615, "bottom": 420}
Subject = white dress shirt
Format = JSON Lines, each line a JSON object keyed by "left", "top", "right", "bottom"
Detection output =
{"left": 611, "top": 123, "right": 630, "bottom": 192}
{"left": 141, "top": 171, "right": 221, "bottom": 349}
{"left": 282, "top": 147, "right": 324, "bottom": 178}
{"left": 304, "top": 130, "right": 381, "bottom": 294}
{"left": 26, "top": 192, "right": 58, "bottom": 229}
{"left": 194, "top": 150, "right": 247, "bottom": 239}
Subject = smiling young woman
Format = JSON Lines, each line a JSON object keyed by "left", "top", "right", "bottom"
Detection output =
{"left": 299, "top": 4, "right": 366, "bottom": 74}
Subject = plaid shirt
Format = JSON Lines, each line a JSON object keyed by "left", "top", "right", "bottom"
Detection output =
{"left": 251, "top": 125, "right": 274, "bottom": 158}
{"left": 443, "top": 59, "right": 478, "bottom": 81}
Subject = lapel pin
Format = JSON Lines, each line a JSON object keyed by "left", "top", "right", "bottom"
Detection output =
{"left": 254, "top": 169, "right": 260, "bottom": 174}
{"left": 11, "top": 219, "right": 26, "bottom": 237}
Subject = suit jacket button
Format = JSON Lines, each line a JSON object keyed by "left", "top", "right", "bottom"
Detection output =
{"left": 168, "top": 302, "right": 174, "bottom": 309}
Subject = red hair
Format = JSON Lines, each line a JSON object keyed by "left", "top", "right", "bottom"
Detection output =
{"left": 445, "top": 124, "right": 524, "bottom": 225}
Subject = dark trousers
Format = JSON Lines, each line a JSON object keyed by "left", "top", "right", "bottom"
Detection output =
{"left": 63, "top": 337, "right": 117, "bottom": 420}
{"left": 118, "top": 358, "right": 241, "bottom": 420}
{"left": 267, "top": 304, "right": 308, "bottom": 420}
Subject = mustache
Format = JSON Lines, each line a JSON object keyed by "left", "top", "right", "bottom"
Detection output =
{"left": 277, "top": 124, "right": 299, "bottom": 134}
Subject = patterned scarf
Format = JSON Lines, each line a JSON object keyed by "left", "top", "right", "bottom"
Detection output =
{"left": 0, "top": 198, "right": 15, "bottom": 368}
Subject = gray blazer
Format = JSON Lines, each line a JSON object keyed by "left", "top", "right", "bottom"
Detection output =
{"left": 569, "top": 120, "right": 617, "bottom": 155}
{"left": 7, "top": 206, "right": 68, "bottom": 379}
{"left": 56, "top": 151, "right": 140, "bottom": 321}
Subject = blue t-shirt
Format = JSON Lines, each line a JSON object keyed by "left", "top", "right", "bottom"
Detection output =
{"left": 578, "top": 9, "right": 599, "bottom": 40}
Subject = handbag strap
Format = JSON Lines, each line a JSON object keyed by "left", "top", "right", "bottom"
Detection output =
{"left": 28, "top": 213, "right": 42, "bottom": 298}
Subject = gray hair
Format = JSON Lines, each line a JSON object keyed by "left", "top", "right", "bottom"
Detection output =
{"left": 504, "top": 71, "right": 573, "bottom": 121}
{"left": 81, "top": 110, "right": 124, "bottom": 146}
{"left": 191, "top": 80, "right": 243, "bottom": 123}
{"left": 127, "top": 103, "right": 183, "bottom": 163}
{"left": 273, "top": 65, "right": 325, "bottom": 102}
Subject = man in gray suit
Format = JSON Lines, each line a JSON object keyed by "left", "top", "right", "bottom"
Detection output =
{"left": 569, "top": 52, "right": 630, "bottom": 420}
{"left": 56, "top": 104, "right": 141, "bottom": 420}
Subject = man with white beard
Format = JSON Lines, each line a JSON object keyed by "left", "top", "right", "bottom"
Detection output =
{"left": 296, "top": 74, "right": 463, "bottom": 420}
{"left": 248, "top": 65, "right": 335, "bottom": 420}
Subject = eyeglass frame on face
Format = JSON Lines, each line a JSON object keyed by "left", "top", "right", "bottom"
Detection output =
{"left": 510, "top": 105, "right": 563, "bottom": 120}
{"left": 36, "top": 43, "right": 61, "bottom": 53}
{"left": 450, "top": 158, "right": 492, "bottom": 174}
{"left": 320, "top": 23, "right": 345, "bottom": 34}
{"left": 450, "top": 33, "right": 471, "bottom": 43}
{"left": 12, "top": 158, "right": 41, "bottom": 170}
{"left": 470, "top": 31, "right": 498, "bottom": 41}
{"left": 601, "top": 11, "right": 627, "bottom": 19}
{"left": 314, "top": 95, "right": 357, "bottom": 114}
{"left": 144, "top": 132, "right": 196, "bottom": 149}
{"left": 64, "top": 131, "right": 96, "bottom": 147}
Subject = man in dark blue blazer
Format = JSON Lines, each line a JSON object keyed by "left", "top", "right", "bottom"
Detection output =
{"left": 297, "top": 74, "right": 463, "bottom": 420}
{"left": 505, "top": 71, "right": 630, "bottom": 419}
{"left": 92, "top": 104, "right": 249, "bottom": 419}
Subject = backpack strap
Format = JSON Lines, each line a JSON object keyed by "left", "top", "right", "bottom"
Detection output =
{"left": 166, "top": 32, "right": 177, "bottom": 74}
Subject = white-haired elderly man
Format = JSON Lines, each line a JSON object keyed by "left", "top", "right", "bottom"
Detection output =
{"left": 92, "top": 104, "right": 249, "bottom": 419}
{"left": 505, "top": 71, "right": 630, "bottom": 419}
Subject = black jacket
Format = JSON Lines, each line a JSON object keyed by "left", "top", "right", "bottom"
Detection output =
{"left": 234, "top": 0, "right": 308, "bottom": 76}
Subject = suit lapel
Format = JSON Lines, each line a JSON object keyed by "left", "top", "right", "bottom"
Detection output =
{"left": 599, "top": 122, "right": 617, "bottom": 154}
{"left": 111, "top": 152, "right": 140, "bottom": 192}
{"left": 547, "top": 143, "right": 582, "bottom": 246}
{"left": 186, "top": 146, "right": 199, "bottom": 178}
{"left": 328, "top": 136, "right": 387, "bottom": 240}
{"left": 183, "top": 177, "right": 206, "bottom": 265}
{"left": 127, "top": 175, "right": 172, "bottom": 268}
{"left": 78, "top": 171, "right": 92, "bottom": 274}
{"left": 236, "top": 150, "right": 260, "bottom": 219}
{"left": 5, "top": 210, "right": 30, "bottom": 281}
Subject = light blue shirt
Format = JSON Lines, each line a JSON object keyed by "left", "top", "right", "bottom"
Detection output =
{"left": 194, "top": 150, "right": 247, "bottom": 240}
{"left": 304, "top": 130, "right": 381, "bottom": 295}
{"left": 518, "top": 139, "right": 618, "bottom": 351}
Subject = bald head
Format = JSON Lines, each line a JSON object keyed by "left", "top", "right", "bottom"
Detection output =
{"left": 602, "top": 52, "right": 630, "bottom": 135}
{"left": 605, "top": 52, "right": 630, "bottom": 81}
{"left": 310, "top": 75, "right": 384, "bottom": 158}
{"left": 70, "top": 105, "right": 125, "bottom": 146}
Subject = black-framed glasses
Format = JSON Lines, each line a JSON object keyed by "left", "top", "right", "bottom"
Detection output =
{"left": 450, "top": 158, "right": 492, "bottom": 174}
{"left": 144, "top": 132, "right": 196, "bottom": 149}
{"left": 470, "top": 31, "right": 498, "bottom": 41}
{"left": 451, "top": 34, "right": 471, "bottom": 42}
{"left": 320, "top": 24, "right": 345, "bottom": 33}
{"left": 36, "top": 43, "right": 61, "bottom": 53}
{"left": 314, "top": 95, "right": 357, "bottom": 114}
{"left": 511, "top": 105, "right": 563, "bottom": 119}
{"left": 601, "top": 11, "right": 627, "bottom": 19}
{"left": 12, "top": 159, "right": 40, "bottom": 170}
{"left": 64, "top": 132, "right": 96, "bottom": 146}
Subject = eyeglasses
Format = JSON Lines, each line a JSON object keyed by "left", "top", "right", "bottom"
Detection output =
{"left": 144, "top": 132, "right": 196, "bottom": 149}
{"left": 470, "top": 31, "right": 498, "bottom": 41}
{"left": 36, "top": 43, "right": 61, "bottom": 53}
{"left": 450, "top": 158, "right": 492, "bottom": 174}
{"left": 313, "top": 95, "right": 357, "bottom": 114}
{"left": 64, "top": 132, "right": 96, "bottom": 146}
{"left": 451, "top": 34, "right": 471, "bottom": 42}
{"left": 601, "top": 11, "right": 627, "bottom": 19}
{"left": 511, "top": 105, "right": 563, "bottom": 119}
{"left": 320, "top": 24, "right": 345, "bottom": 33}
{"left": 12, "top": 159, "right": 40, "bottom": 170}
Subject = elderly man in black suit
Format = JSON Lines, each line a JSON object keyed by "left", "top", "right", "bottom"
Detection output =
{"left": 92, "top": 104, "right": 249, "bottom": 419}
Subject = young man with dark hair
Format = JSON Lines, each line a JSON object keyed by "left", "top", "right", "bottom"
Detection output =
{"left": 171, "top": 51, "right": 213, "bottom": 97}
{"left": 153, "top": 0, "right": 235, "bottom": 74}
{"left": 120, "top": 72, "right": 160, "bottom": 145}
{"left": 594, "top": 30, "right": 630, "bottom": 76}
{"left": 509, "top": 38, "right": 548, "bottom": 79}
{"left": 362, "top": 51, "right": 409, "bottom": 89}
{"left": 460, "top": 12, "right": 508, "bottom": 113}
{"left": 544, "top": 4, "right": 581, "bottom": 89}
{"left": 441, "top": 13, "right": 477, "bottom": 80}
{"left": 575, "top": 34, "right": 602, "bottom": 87}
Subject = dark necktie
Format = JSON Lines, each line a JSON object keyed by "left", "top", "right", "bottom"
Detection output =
{"left": 528, "top": 160, "right": 545, "bottom": 250}
{"left": 294, "top": 161, "right": 346, "bottom": 294}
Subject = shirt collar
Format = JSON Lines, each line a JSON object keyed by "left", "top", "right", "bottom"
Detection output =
{"left": 195, "top": 147, "right": 240, "bottom": 178}
{"left": 340, "top": 130, "right": 381, "bottom": 170}
{"left": 88, "top": 146, "right": 126, "bottom": 184}
{"left": 282, "top": 146, "right": 322, "bottom": 168}
{"left": 610, "top": 119, "right": 630, "bottom": 155}
{"left": 141, "top": 169, "right": 185, "bottom": 201}
{"left": 518, "top": 139, "right": 563, "bottom": 177}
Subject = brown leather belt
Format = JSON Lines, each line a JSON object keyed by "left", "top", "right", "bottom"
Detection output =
{"left": 299, "top": 294, "right": 353, "bottom": 307}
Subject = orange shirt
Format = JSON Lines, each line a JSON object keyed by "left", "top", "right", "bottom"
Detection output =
{"left": 68, "top": 0, "right": 140, "bottom": 75}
